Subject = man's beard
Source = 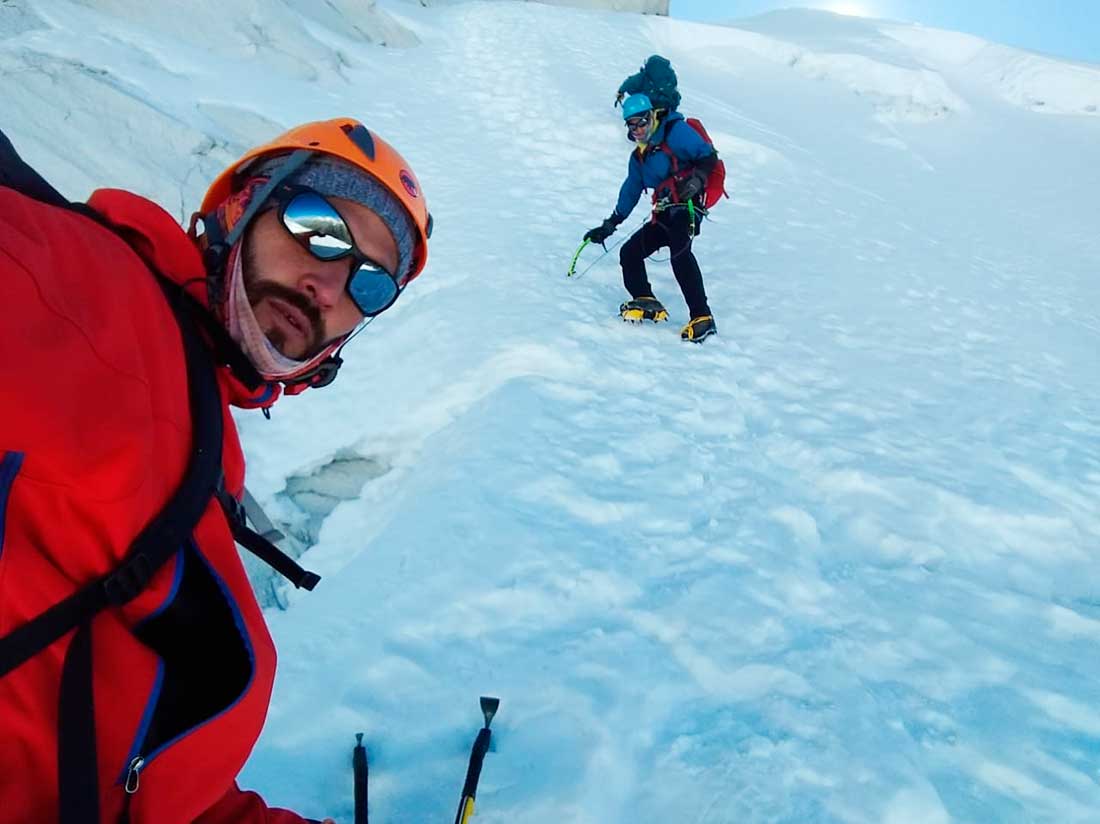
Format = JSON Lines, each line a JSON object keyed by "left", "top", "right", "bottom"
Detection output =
{"left": 242, "top": 241, "right": 326, "bottom": 359}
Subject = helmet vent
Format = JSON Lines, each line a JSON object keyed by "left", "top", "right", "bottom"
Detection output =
{"left": 341, "top": 123, "right": 376, "bottom": 162}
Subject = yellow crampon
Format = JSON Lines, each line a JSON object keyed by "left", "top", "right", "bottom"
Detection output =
{"left": 622, "top": 307, "right": 670, "bottom": 323}
{"left": 680, "top": 315, "right": 717, "bottom": 342}
{"left": 620, "top": 296, "right": 669, "bottom": 323}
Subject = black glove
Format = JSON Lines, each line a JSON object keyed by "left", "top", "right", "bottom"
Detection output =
{"left": 677, "top": 170, "right": 707, "bottom": 202}
{"left": 584, "top": 214, "right": 622, "bottom": 245}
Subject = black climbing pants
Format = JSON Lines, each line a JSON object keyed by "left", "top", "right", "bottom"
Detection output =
{"left": 620, "top": 205, "right": 710, "bottom": 319}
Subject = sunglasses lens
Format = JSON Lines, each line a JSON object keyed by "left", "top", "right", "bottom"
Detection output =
{"left": 348, "top": 265, "right": 398, "bottom": 315}
{"left": 283, "top": 189, "right": 400, "bottom": 316}
{"left": 627, "top": 116, "right": 649, "bottom": 130}
{"left": 283, "top": 191, "right": 353, "bottom": 260}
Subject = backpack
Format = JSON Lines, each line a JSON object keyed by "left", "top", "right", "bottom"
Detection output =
{"left": 619, "top": 54, "right": 681, "bottom": 112}
{"left": 656, "top": 117, "right": 729, "bottom": 210}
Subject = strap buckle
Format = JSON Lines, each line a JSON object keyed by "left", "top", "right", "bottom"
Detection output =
{"left": 214, "top": 473, "right": 247, "bottom": 533}
{"left": 102, "top": 553, "right": 154, "bottom": 606}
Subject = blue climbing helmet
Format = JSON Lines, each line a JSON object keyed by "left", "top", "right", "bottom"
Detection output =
{"left": 621, "top": 93, "right": 653, "bottom": 120}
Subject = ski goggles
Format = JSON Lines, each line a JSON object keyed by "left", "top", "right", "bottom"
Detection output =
{"left": 276, "top": 187, "right": 402, "bottom": 317}
{"left": 625, "top": 114, "right": 652, "bottom": 132}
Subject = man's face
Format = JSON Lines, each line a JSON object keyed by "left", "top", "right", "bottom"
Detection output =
{"left": 626, "top": 112, "right": 653, "bottom": 141}
{"left": 242, "top": 196, "right": 400, "bottom": 360}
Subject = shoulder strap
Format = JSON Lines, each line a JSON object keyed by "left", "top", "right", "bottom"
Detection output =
{"left": 0, "top": 278, "right": 224, "bottom": 678}
{"left": 215, "top": 482, "right": 319, "bottom": 591}
{"left": 657, "top": 119, "right": 681, "bottom": 175}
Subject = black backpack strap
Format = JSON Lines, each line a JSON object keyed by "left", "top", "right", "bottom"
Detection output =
{"left": 52, "top": 282, "right": 222, "bottom": 824}
{"left": 215, "top": 482, "right": 320, "bottom": 591}
{"left": 57, "top": 623, "right": 99, "bottom": 824}
{"left": 0, "top": 280, "right": 225, "bottom": 678}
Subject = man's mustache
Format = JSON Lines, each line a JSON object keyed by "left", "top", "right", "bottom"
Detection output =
{"left": 246, "top": 279, "right": 325, "bottom": 356}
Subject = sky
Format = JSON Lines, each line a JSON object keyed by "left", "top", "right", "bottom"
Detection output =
{"left": 671, "top": 0, "right": 1100, "bottom": 64}
{"left": 5, "top": 0, "right": 1100, "bottom": 821}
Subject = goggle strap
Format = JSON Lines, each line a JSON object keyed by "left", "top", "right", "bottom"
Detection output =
{"left": 224, "top": 149, "right": 315, "bottom": 248}
{"left": 343, "top": 315, "right": 372, "bottom": 346}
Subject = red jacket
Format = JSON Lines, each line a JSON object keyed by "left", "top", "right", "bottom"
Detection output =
{"left": 0, "top": 186, "right": 314, "bottom": 823}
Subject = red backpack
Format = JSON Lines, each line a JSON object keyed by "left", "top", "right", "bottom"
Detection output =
{"left": 656, "top": 117, "right": 728, "bottom": 210}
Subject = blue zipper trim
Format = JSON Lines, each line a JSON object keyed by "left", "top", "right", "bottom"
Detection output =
{"left": 118, "top": 539, "right": 257, "bottom": 776}
{"left": 0, "top": 451, "right": 25, "bottom": 561}
{"left": 115, "top": 547, "right": 184, "bottom": 784}
{"left": 137, "top": 545, "right": 186, "bottom": 626}
{"left": 116, "top": 660, "right": 165, "bottom": 785}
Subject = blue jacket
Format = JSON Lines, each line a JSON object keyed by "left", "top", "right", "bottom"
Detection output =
{"left": 614, "top": 111, "right": 713, "bottom": 219}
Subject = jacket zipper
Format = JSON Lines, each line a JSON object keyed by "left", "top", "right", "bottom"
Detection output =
{"left": 119, "top": 756, "right": 145, "bottom": 823}
{"left": 125, "top": 755, "right": 145, "bottom": 793}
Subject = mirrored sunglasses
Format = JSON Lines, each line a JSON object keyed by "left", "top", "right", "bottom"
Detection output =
{"left": 279, "top": 189, "right": 401, "bottom": 317}
{"left": 625, "top": 115, "right": 652, "bottom": 130}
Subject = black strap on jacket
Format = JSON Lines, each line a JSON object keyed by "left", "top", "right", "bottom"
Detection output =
{"left": 0, "top": 276, "right": 225, "bottom": 679}
{"left": 57, "top": 623, "right": 100, "bottom": 823}
{"left": 215, "top": 481, "right": 320, "bottom": 591}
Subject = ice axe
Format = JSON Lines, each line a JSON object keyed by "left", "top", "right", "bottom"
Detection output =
{"left": 566, "top": 238, "right": 592, "bottom": 277}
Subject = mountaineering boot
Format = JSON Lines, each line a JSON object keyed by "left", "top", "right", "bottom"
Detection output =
{"left": 681, "top": 315, "right": 717, "bottom": 342}
{"left": 620, "top": 296, "right": 669, "bottom": 323}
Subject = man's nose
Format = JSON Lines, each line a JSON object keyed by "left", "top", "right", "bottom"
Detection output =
{"left": 298, "top": 266, "right": 347, "bottom": 310}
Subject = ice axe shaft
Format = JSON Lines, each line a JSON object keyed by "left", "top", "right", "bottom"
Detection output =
{"left": 453, "top": 697, "right": 500, "bottom": 824}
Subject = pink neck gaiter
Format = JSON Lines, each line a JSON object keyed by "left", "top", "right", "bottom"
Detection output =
{"left": 224, "top": 245, "right": 328, "bottom": 381}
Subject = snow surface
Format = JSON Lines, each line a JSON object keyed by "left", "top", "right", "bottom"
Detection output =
{"left": 4, "top": 1, "right": 1100, "bottom": 821}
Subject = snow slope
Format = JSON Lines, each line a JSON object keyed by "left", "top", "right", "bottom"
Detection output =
{"left": 736, "top": 9, "right": 1100, "bottom": 118}
{"left": 3, "top": 1, "right": 1100, "bottom": 821}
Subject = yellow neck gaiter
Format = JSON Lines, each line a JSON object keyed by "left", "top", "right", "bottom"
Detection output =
{"left": 635, "top": 115, "right": 660, "bottom": 151}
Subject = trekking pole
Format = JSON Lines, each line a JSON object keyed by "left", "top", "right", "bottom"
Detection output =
{"left": 353, "top": 733, "right": 368, "bottom": 824}
{"left": 453, "top": 697, "right": 500, "bottom": 824}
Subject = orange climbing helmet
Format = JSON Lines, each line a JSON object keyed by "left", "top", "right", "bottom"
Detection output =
{"left": 201, "top": 117, "right": 432, "bottom": 282}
